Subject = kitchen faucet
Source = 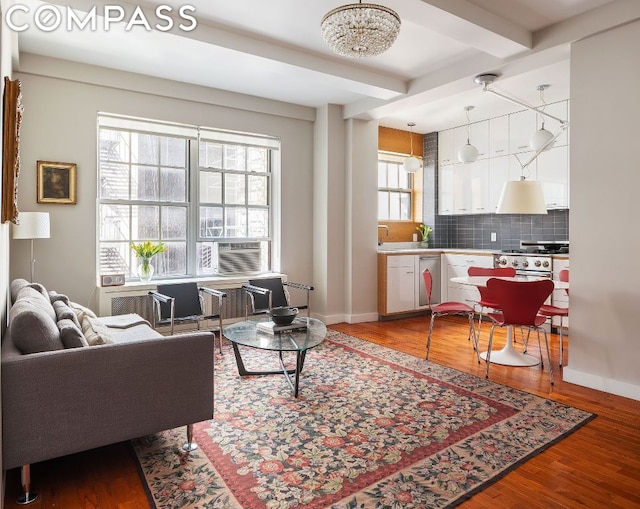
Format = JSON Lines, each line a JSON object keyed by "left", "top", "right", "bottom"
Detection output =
{"left": 377, "top": 225, "right": 389, "bottom": 245}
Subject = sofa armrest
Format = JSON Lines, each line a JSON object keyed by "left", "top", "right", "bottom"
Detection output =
{"left": 2, "top": 331, "right": 214, "bottom": 470}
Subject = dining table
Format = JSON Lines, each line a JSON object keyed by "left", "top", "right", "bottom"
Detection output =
{"left": 450, "top": 275, "right": 569, "bottom": 367}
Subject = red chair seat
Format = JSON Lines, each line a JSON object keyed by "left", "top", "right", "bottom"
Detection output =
{"left": 487, "top": 311, "right": 548, "bottom": 328}
{"left": 539, "top": 304, "right": 569, "bottom": 317}
{"left": 432, "top": 301, "right": 475, "bottom": 314}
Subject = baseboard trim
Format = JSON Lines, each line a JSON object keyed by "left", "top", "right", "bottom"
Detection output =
{"left": 563, "top": 367, "right": 640, "bottom": 402}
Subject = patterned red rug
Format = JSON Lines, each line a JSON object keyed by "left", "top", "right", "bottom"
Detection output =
{"left": 132, "top": 330, "right": 594, "bottom": 508}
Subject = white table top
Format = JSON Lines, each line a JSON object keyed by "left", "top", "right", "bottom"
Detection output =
{"left": 451, "top": 275, "right": 569, "bottom": 290}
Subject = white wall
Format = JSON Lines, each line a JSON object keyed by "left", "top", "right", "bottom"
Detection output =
{"left": 12, "top": 59, "right": 315, "bottom": 307}
{"left": 564, "top": 20, "right": 640, "bottom": 400}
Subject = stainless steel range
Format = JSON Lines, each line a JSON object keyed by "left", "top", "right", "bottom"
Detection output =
{"left": 493, "top": 240, "right": 569, "bottom": 278}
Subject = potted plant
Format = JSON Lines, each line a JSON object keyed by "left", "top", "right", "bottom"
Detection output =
{"left": 130, "top": 241, "right": 167, "bottom": 281}
{"left": 416, "top": 224, "right": 433, "bottom": 247}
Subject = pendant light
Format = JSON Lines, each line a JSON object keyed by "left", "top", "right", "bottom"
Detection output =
{"left": 458, "top": 106, "right": 478, "bottom": 163}
{"left": 530, "top": 84, "right": 554, "bottom": 151}
{"left": 403, "top": 122, "right": 421, "bottom": 173}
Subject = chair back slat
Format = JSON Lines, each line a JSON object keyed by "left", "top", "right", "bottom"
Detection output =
{"left": 422, "top": 269, "right": 433, "bottom": 307}
{"left": 486, "top": 278, "right": 554, "bottom": 326}
{"left": 248, "top": 278, "right": 288, "bottom": 311}
{"left": 156, "top": 282, "right": 202, "bottom": 320}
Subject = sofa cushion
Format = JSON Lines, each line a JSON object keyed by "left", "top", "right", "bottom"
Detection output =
{"left": 49, "top": 291, "right": 71, "bottom": 305}
{"left": 16, "top": 287, "right": 57, "bottom": 323}
{"left": 10, "top": 279, "right": 29, "bottom": 304}
{"left": 53, "top": 301, "right": 81, "bottom": 328}
{"left": 28, "top": 282, "right": 49, "bottom": 298}
{"left": 81, "top": 316, "right": 115, "bottom": 346}
{"left": 58, "top": 319, "right": 89, "bottom": 348}
{"left": 8, "top": 300, "right": 64, "bottom": 354}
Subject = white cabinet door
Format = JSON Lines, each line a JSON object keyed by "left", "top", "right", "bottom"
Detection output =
{"left": 452, "top": 164, "right": 472, "bottom": 214}
{"left": 469, "top": 158, "right": 490, "bottom": 213}
{"left": 536, "top": 145, "right": 568, "bottom": 209}
{"left": 386, "top": 255, "right": 416, "bottom": 313}
{"left": 438, "top": 165, "right": 454, "bottom": 214}
{"left": 445, "top": 253, "right": 494, "bottom": 305}
{"left": 470, "top": 120, "right": 490, "bottom": 160}
{"left": 551, "top": 258, "right": 570, "bottom": 328}
{"left": 438, "top": 129, "right": 456, "bottom": 166}
{"left": 489, "top": 115, "right": 509, "bottom": 158}
{"left": 489, "top": 155, "right": 509, "bottom": 213}
{"left": 509, "top": 109, "right": 537, "bottom": 155}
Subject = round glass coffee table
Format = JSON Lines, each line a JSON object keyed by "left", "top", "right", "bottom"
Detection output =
{"left": 223, "top": 317, "right": 327, "bottom": 397}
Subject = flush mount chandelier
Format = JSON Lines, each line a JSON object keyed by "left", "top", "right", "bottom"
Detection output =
{"left": 321, "top": 1, "right": 401, "bottom": 58}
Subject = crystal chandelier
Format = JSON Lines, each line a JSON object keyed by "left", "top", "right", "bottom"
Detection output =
{"left": 321, "top": 1, "right": 401, "bottom": 58}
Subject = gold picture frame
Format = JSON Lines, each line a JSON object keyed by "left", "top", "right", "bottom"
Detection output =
{"left": 37, "top": 160, "right": 77, "bottom": 204}
{"left": 1, "top": 77, "right": 23, "bottom": 223}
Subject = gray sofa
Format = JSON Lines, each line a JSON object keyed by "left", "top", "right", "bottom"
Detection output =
{"left": 2, "top": 279, "right": 215, "bottom": 499}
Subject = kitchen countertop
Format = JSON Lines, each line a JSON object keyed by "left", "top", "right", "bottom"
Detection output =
{"left": 377, "top": 244, "right": 569, "bottom": 258}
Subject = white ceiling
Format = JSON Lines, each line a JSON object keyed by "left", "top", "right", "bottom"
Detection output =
{"left": 11, "top": 0, "right": 636, "bottom": 133}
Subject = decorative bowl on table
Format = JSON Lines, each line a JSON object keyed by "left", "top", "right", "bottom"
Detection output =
{"left": 269, "top": 306, "right": 299, "bottom": 325}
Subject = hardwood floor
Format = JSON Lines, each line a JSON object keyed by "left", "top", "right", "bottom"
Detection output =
{"left": 5, "top": 316, "right": 640, "bottom": 508}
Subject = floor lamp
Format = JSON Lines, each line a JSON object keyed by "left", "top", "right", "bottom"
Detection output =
{"left": 12, "top": 211, "right": 50, "bottom": 283}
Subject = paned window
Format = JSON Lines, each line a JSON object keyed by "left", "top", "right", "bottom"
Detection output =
{"left": 97, "top": 115, "right": 278, "bottom": 280}
{"left": 378, "top": 154, "right": 413, "bottom": 220}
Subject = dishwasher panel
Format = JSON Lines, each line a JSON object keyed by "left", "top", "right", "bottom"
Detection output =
{"left": 419, "top": 255, "right": 441, "bottom": 306}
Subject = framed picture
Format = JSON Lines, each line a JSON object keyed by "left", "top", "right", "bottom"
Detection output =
{"left": 2, "top": 77, "right": 23, "bottom": 223}
{"left": 37, "top": 161, "right": 77, "bottom": 204}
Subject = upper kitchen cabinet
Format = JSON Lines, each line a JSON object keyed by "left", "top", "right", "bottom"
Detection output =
{"left": 439, "top": 123, "right": 489, "bottom": 166}
{"left": 536, "top": 145, "right": 569, "bottom": 209}
{"left": 438, "top": 128, "right": 456, "bottom": 166}
{"left": 468, "top": 120, "right": 489, "bottom": 160}
{"left": 489, "top": 115, "right": 509, "bottom": 158}
{"left": 509, "top": 109, "right": 537, "bottom": 155}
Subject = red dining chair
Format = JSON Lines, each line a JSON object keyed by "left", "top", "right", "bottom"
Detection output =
{"left": 485, "top": 278, "right": 555, "bottom": 384}
{"left": 423, "top": 269, "right": 479, "bottom": 363}
{"left": 537, "top": 269, "right": 569, "bottom": 366}
{"left": 467, "top": 266, "right": 516, "bottom": 342}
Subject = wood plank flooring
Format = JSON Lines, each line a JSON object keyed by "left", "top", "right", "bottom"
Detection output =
{"left": 5, "top": 316, "right": 640, "bottom": 508}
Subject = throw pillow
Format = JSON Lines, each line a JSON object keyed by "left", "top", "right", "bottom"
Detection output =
{"left": 9, "top": 300, "right": 64, "bottom": 354}
{"left": 58, "top": 318, "right": 89, "bottom": 348}
{"left": 81, "top": 316, "right": 114, "bottom": 346}
{"left": 70, "top": 301, "right": 98, "bottom": 324}
{"left": 49, "top": 291, "right": 71, "bottom": 305}
{"left": 27, "top": 282, "right": 48, "bottom": 298}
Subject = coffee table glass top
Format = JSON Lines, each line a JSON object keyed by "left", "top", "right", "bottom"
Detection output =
{"left": 223, "top": 317, "right": 327, "bottom": 352}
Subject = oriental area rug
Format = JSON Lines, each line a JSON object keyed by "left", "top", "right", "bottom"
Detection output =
{"left": 132, "top": 330, "right": 595, "bottom": 508}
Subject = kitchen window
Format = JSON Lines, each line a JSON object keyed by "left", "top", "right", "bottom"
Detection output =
{"left": 97, "top": 114, "right": 279, "bottom": 279}
{"left": 378, "top": 153, "right": 413, "bottom": 220}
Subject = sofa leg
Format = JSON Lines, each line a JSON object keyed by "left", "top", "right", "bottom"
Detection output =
{"left": 182, "top": 423, "right": 198, "bottom": 452}
{"left": 17, "top": 464, "right": 38, "bottom": 505}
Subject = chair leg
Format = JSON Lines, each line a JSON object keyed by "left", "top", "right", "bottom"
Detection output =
{"left": 426, "top": 313, "right": 436, "bottom": 361}
{"left": 542, "top": 329, "right": 554, "bottom": 385}
{"left": 536, "top": 329, "right": 544, "bottom": 368}
{"left": 485, "top": 324, "right": 495, "bottom": 379}
{"left": 467, "top": 312, "right": 480, "bottom": 363}
{"left": 182, "top": 423, "right": 198, "bottom": 452}
{"left": 558, "top": 317, "right": 564, "bottom": 366}
{"left": 16, "top": 464, "right": 37, "bottom": 505}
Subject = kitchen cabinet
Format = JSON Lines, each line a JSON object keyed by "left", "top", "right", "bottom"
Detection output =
{"left": 509, "top": 109, "right": 536, "bottom": 155}
{"left": 438, "top": 165, "right": 454, "bottom": 214}
{"left": 468, "top": 159, "right": 490, "bottom": 213}
{"left": 489, "top": 115, "right": 509, "bottom": 157}
{"left": 386, "top": 255, "right": 415, "bottom": 314}
{"left": 536, "top": 145, "right": 569, "bottom": 209}
{"left": 378, "top": 253, "right": 441, "bottom": 317}
{"left": 468, "top": 120, "right": 489, "bottom": 160}
{"left": 488, "top": 155, "right": 509, "bottom": 213}
{"left": 444, "top": 253, "right": 494, "bottom": 304}
{"left": 440, "top": 160, "right": 490, "bottom": 215}
{"left": 538, "top": 100, "right": 568, "bottom": 147}
{"left": 438, "top": 129, "right": 456, "bottom": 166}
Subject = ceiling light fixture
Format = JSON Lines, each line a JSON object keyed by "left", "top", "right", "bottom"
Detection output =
{"left": 321, "top": 1, "right": 401, "bottom": 59}
{"left": 403, "top": 122, "right": 421, "bottom": 173}
{"left": 458, "top": 105, "right": 478, "bottom": 163}
{"left": 475, "top": 73, "right": 568, "bottom": 214}
{"left": 530, "top": 84, "right": 554, "bottom": 151}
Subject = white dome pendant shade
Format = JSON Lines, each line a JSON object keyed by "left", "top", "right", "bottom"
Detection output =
{"left": 402, "top": 122, "right": 421, "bottom": 173}
{"left": 530, "top": 121, "right": 555, "bottom": 151}
{"left": 496, "top": 178, "right": 547, "bottom": 215}
{"left": 458, "top": 142, "right": 479, "bottom": 163}
{"left": 458, "top": 105, "right": 478, "bottom": 163}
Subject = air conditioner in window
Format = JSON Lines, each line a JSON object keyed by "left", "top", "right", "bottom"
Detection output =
{"left": 217, "top": 242, "right": 262, "bottom": 274}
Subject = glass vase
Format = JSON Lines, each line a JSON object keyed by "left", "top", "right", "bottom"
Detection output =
{"left": 137, "top": 258, "right": 154, "bottom": 282}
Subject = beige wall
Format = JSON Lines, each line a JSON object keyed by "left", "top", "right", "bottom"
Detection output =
{"left": 11, "top": 60, "right": 316, "bottom": 308}
{"left": 565, "top": 20, "right": 640, "bottom": 399}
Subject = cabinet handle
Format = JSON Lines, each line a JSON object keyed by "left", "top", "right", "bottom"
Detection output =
{"left": 518, "top": 145, "right": 528, "bottom": 149}
{"left": 495, "top": 149, "right": 505, "bottom": 153}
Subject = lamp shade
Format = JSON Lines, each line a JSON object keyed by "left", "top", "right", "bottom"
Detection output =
{"left": 458, "top": 143, "right": 478, "bottom": 163}
{"left": 12, "top": 212, "right": 51, "bottom": 239}
{"left": 403, "top": 155, "right": 421, "bottom": 173}
{"left": 529, "top": 127, "right": 554, "bottom": 151}
{"left": 496, "top": 180, "right": 547, "bottom": 215}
